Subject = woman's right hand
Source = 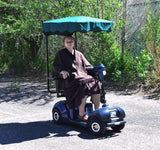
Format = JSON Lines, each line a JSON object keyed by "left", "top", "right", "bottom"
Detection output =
{"left": 60, "top": 70, "right": 69, "bottom": 79}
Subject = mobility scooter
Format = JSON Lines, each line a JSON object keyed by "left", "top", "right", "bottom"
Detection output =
{"left": 42, "top": 16, "right": 126, "bottom": 135}
{"left": 51, "top": 64, "right": 126, "bottom": 135}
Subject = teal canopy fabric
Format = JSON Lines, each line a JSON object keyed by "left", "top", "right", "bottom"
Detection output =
{"left": 42, "top": 16, "right": 113, "bottom": 35}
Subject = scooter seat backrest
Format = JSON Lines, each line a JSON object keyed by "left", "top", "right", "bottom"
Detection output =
{"left": 55, "top": 78, "right": 65, "bottom": 97}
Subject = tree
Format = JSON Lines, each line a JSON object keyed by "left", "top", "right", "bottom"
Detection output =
{"left": 139, "top": 2, "right": 160, "bottom": 82}
{"left": 0, "top": 0, "right": 123, "bottom": 75}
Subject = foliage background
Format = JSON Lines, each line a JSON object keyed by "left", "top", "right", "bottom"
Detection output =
{"left": 0, "top": 0, "right": 159, "bottom": 84}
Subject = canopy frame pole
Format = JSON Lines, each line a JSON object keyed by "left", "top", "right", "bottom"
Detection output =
{"left": 45, "top": 34, "right": 55, "bottom": 93}
{"left": 45, "top": 34, "right": 50, "bottom": 92}
{"left": 74, "top": 32, "right": 77, "bottom": 49}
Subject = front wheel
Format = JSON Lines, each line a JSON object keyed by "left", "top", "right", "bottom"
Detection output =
{"left": 111, "top": 124, "right": 125, "bottom": 132}
{"left": 52, "top": 108, "right": 62, "bottom": 124}
{"left": 87, "top": 117, "right": 106, "bottom": 136}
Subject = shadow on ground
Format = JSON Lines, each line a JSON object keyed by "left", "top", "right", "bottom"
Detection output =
{"left": 0, "top": 120, "right": 119, "bottom": 145}
{"left": 0, "top": 80, "right": 56, "bottom": 105}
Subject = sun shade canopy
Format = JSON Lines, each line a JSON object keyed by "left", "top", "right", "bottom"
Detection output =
{"left": 42, "top": 16, "right": 113, "bottom": 35}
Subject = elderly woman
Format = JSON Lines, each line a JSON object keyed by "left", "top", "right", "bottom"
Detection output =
{"left": 53, "top": 35, "right": 101, "bottom": 121}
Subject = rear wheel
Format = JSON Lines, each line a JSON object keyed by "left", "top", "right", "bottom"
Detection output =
{"left": 52, "top": 108, "right": 62, "bottom": 124}
{"left": 111, "top": 124, "right": 125, "bottom": 132}
{"left": 87, "top": 117, "right": 106, "bottom": 136}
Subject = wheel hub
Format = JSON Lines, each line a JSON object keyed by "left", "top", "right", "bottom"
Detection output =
{"left": 91, "top": 122, "right": 100, "bottom": 133}
{"left": 53, "top": 112, "right": 59, "bottom": 121}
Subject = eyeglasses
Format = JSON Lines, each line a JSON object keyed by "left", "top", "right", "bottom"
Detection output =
{"left": 65, "top": 41, "right": 74, "bottom": 44}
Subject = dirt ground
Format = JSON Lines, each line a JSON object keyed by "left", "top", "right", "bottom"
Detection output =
{"left": 1, "top": 72, "right": 159, "bottom": 100}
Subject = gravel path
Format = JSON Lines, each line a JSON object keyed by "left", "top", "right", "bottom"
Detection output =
{"left": 0, "top": 77, "right": 160, "bottom": 150}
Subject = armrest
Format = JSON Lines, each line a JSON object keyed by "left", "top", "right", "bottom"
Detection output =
{"left": 53, "top": 74, "right": 64, "bottom": 80}
{"left": 86, "top": 68, "right": 97, "bottom": 77}
{"left": 47, "top": 74, "right": 64, "bottom": 80}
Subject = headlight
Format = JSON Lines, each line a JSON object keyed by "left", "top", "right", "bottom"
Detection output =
{"left": 102, "top": 70, "right": 106, "bottom": 76}
{"left": 110, "top": 111, "right": 117, "bottom": 118}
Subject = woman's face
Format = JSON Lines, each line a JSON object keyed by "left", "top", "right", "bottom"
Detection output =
{"left": 64, "top": 37, "right": 74, "bottom": 50}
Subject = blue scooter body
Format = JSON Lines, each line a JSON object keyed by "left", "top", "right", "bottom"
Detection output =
{"left": 53, "top": 100, "right": 126, "bottom": 128}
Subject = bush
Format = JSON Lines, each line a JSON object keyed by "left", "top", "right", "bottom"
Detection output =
{"left": 32, "top": 55, "right": 46, "bottom": 72}
{"left": 139, "top": 3, "right": 160, "bottom": 83}
{"left": 86, "top": 41, "right": 152, "bottom": 83}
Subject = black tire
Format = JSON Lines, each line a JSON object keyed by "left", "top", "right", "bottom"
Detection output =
{"left": 111, "top": 124, "right": 125, "bottom": 132}
{"left": 87, "top": 117, "right": 106, "bottom": 136}
{"left": 52, "top": 108, "right": 62, "bottom": 124}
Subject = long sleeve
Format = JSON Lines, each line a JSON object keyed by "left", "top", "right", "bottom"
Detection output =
{"left": 81, "top": 53, "right": 93, "bottom": 69}
{"left": 53, "top": 51, "right": 66, "bottom": 75}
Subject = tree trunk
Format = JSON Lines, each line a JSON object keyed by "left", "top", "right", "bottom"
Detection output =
{"left": 23, "top": 35, "right": 43, "bottom": 59}
{"left": 101, "top": 0, "right": 104, "bottom": 19}
{"left": 121, "top": 0, "right": 127, "bottom": 55}
{"left": 97, "top": 0, "right": 100, "bottom": 18}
